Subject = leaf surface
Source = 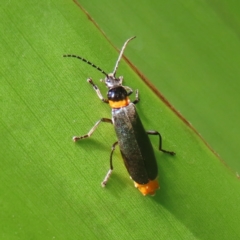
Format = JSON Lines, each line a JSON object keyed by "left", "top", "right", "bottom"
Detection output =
{"left": 1, "top": 1, "right": 240, "bottom": 239}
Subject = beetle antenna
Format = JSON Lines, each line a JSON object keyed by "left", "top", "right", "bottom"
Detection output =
{"left": 63, "top": 54, "right": 108, "bottom": 77}
{"left": 112, "top": 36, "right": 136, "bottom": 76}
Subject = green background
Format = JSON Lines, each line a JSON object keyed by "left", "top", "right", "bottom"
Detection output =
{"left": 1, "top": 0, "right": 240, "bottom": 239}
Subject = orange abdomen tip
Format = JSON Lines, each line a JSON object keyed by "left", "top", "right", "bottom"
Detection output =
{"left": 134, "top": 179, "right": 160, "bottom": 196}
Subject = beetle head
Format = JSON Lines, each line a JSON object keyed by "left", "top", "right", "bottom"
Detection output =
{"left": 101, "top": 74, "right": 123, "bottom": 89}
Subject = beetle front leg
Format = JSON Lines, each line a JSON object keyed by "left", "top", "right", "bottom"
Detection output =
{"left": 87, "top": 78, "right": 109, "bottom": 103}
{"left": 132, "top": 89, "right": 140, "bottom": 104}
{"left": 124, "top": 86, "right": 133, "bottom": 96}
{"left": 101, "top": 141, "right": 118, "bottom": 187}
{"left": 147, "top": 130, "right": 175, "bottom": 155}
{"left": 73, "top": 118, "right": 112, "bottom": 142}
{"left": 124, "top": 87, "right": 139, "bottom": 104}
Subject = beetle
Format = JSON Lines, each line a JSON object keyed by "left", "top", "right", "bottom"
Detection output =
{"left": 63, "top": 36, "right": 175, "bottom": 196}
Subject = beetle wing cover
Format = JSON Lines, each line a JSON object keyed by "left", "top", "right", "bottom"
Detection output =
{"left": 113, "top": 104, "right": 158, "bottom": 184}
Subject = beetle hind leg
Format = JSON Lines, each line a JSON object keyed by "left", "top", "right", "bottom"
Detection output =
{"left": 101, "top": 141, "right": 118, "bottom": 187}
{"left": 147, "top": 130, "right": 175, "bottom": 155}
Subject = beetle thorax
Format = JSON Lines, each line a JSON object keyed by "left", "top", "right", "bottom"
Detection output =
{"left": 107, "top": 86, "right": 130, "bottom": 109}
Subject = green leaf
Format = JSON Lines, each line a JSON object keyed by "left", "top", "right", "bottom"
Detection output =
{"left": 1, "top": 1, "right": 240, "bottom": 239}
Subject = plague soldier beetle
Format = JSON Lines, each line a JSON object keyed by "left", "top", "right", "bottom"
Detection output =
{"left": 63, "top": 36, "right": 175, "bottom": 196}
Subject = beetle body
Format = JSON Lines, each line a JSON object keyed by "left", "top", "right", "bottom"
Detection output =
{"left": 64, "top": 37, "right": 175, "bottom": 196}
{"left": 110, "top": 88, "right": 159, "bottom": 195}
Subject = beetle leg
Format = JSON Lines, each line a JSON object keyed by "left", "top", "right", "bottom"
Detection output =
{"left": 146, "top": 130, "right": 175, "bottom": 155}
{"left": 87, "top": 78, "right": 109, "bottom": 103}
{"left": 73, "top": 118, "right": 112, "bottom": 142}
{"left": 125, "top": 87, "right": 139, "bottom": 104}
{"left": 101, "top": 141, "right": 118, "bottom": 187}
{"left": 132, "top": 89, "right": 140, "bottom": 104}
{"left": 124, "top": 86, "right": 133, "bottom": 96}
